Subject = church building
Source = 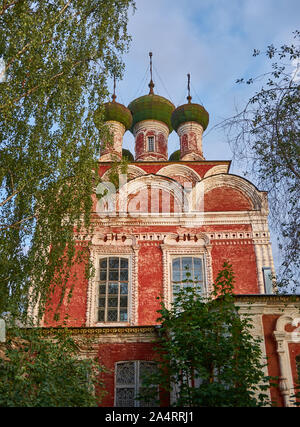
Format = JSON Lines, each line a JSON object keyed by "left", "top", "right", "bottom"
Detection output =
{"left": 42, "top": 58, "right": 300, "bottom": 407}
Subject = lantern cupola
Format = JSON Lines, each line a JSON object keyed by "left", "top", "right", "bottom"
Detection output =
{"left": 95, "top": 78, "right": 132, "bottom": 162}
{"left": 128, "top": 53, "right": 175, "bottom": 161}
{"left": 171, "top": 74, "right": 209, "bottom": 160}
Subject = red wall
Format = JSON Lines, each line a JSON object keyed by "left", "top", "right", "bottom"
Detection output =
{"left": 138, "top": 243, "right": 163, "bottom": 325}
{"left": 97, "top": 342, "right": 161, "bottom": 407}
{"left": 204, "top": 187, "right": 253, "bottom": 211}
{"left": 211, "top": 241, "right": 259, "bottom": 294}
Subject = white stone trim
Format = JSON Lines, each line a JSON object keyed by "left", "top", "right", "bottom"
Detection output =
{"left": 203, "top": 164, "right": 230, "bottom": 178}
{"left": 86, "top": 235, "right": 139, "bottom": 327}
{"left": 160, "top": 232, "right": 213, "bottom": 308}
{"left": 157, "top": 164, "right": 201, "bottom": 186}
{"left": 273, "top": 311, "right": 300, "bottom": 407}
{"left": 195, "top": 173, "right": 268, "bottom": 213}
{"left": 101, "top": 165, "right": 146, "bottom": 183}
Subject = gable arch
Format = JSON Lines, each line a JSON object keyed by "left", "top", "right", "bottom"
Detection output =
{"left": 189, "top": 173, "right": 268, "bottom": 212}
{"left": 158, "top": 164, "right": 201, "bottom": 186}
{"left": 117, "top": 174, "right": 189, "bottom": 215}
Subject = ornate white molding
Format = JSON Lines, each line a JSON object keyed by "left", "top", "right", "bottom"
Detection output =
{"left": 157, "top": 164, "right": 201, "bottom": 186}
{"left": 160, "top": 232, "right": 213, "bottom": 308}
{"left": 273, "top": 311, "right": 300, "bottom": 407}
{"left": 86, "top": 234, "right": 139, "bottom": 327}
{"left": 101, "top": 165, "right": 146, "bottom": 183}
{"left": 203, "top": 165, "right": 230, "bottom": 178}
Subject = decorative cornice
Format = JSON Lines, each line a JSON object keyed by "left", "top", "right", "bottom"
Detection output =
{"left": 234, "top": 294, "right": 300, "bottom": 303}
{"left": 19, "top": 326, "right": 157, "bottom": 336}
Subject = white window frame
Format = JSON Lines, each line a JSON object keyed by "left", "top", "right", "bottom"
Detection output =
{"left": 97, "top": 255, "right": 131, "bottom": 324}
{"left": 170, "top": 254, "right": 207, "bottom": 300}
{"left": 161, "top": 233, "right": 213, "bottom": 309}
{"left": 114, "top": 360, "right": 158, "bottom": 407}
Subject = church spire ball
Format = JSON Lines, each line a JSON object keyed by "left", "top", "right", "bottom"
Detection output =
{"left": 94, "top": 76, "right": 133, "bottom": 131}
{"left": 171, "top": 73, "right": 209, "bottom": 132}
{"left": 128, "top": 52, "right": 175, "bottom": 134}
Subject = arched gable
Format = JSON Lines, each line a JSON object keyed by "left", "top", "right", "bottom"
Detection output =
{"left": 158, "top": 164, "right": 201, "bottom": 187}
{"left": 189, "top": 173, "right": 268, "bottom": 213}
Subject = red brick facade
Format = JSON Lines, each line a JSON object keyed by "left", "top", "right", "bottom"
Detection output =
{"left": 42, "top": 87, "right": 300, "bottom": 407}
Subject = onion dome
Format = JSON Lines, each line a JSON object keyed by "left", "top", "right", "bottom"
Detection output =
{"left": 94, "top": 77, "right": 132, "bottom": 130}
{"left": 171, "top": 73, "right": 209, "bottom": 131}
{"left": 171, "top": 103, "right": 209, "bottom": 132}
{"left": 97, "top": 99, "right": 132, "bottom": 130}
{"left": 122, "top": 148, "right": 134, "bottom": 161}
{"left": 128, "top": 52, "right": 175, "bottom": 133}
{"left": 169, "top": 149, "right": 181, "bottom": 161}
{"left": 128, "top": 94, "right": 175, "bottom": 133}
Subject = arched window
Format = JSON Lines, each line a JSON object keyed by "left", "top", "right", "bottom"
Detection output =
{"left": 147, "top": 136, "right": 155, "bottom": 152}
{"left": 98, "top": 257, "right": 129, "bottom": 322}
{"left": 171, "top": 256, "right": 206, "bottom": 299}
{"left": 115, "top": 361, "right": 158, "bottom": 407}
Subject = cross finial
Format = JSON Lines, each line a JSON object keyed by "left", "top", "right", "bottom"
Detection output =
{"left": 148, "top": 52, "right": 154, "bottom": 94}
{"left": 187, "top": 73, "right": 192, "bottom": 103}
{"left": 112, "top": 75, "right": 117, "bottom": 102}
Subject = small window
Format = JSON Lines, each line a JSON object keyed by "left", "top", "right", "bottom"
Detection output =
{"left": 171, "top": 256, "right": 206, "bottom": 299}
{"left": 148, "top": 136, "right": 155, "bottom": 152}
{"left": 262, "top": 267, "right": 273, "bottom": 294}
{"left": 115, "top": 361, "right": 158, "bottom": 407}
{"left": 98, "top": 257, "right": 129, "bottom": 323}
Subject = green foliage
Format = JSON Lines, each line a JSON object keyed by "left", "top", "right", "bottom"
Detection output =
{"left": 0, "top": 327, "right": 105, "bottom": 407}
{"left": 218, "top": 31, "right": 300, "bottom": 291}
{"left": 139, "top": 262, "right": 272, "bottom": 407}
{"left": 0, "top": 0, "right": 135, "bottom": 321}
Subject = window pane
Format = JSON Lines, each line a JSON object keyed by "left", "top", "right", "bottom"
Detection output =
{"left": 182, "top": 257, "right": 193, "bottom": 271}
{"left": 99, "top": 284, "right": 106, "bottom": 295}
{"left": 108, "top": 297, "right": 118, "bottom": 307}
{"left": 108, "top": 283, "right": 118, "bottom": 294}
{"left": 100, "top": 258, "right": 107, "bottom": 269}
{"left": 120, "top": 309, "right": 128, "bottom": 321}
{"left": 172, "top": 258, "right": 180, "bottom": 270}
{"left": 120, "top": 258, "right": 128, "bottom": 269}
{"left": 172, "top": 270, "right": 180, "bottom": 282}
{"left": 109, "top": 257, "right": 119, "bottom": 269}
{"left": 98, "top": 310, "right": 105, "bottom": 322}
{"left": 98, "top": 297, "right": 105, "bottom": 307}
{"left": 120, "top": 269, "right": 128, "bottom": 281}
{"left": 116, "top": 362, "right": 135, "bottom": 385}
{"left": 109, "top": 270, "right": 119, "bottom": 281}
{"left": 107, "top": 310, "right": 118, "bottom": 321}
{"left": 120, "top": 283, "right": 128, "bottom": 294}
{"left": 100, "top": 270, "right": 107, "bottom": 281}
{"left": 116, "top": 388, "right": 135, "bottom": 407}
{"left": 120, "top": 296, "right": 128, "bottom": 307}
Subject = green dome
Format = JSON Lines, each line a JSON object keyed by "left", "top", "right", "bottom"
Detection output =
{"left": 94, "top": 101, "right": 132, "bottom": 131}
{"left": 169, "top": 149, "right": 181, "bottom": 161}
{"left": 128, "top": 94, "right": 175, "bottom": 133}
{"left": 122, "top": 148, "right": 134, "bottom": 161}
{"left": 171, "top": 103, "right": 209, "bottom": 132}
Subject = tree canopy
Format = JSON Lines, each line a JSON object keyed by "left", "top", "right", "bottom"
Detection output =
{"left": 0, "top": 327, "right": 105, "bottom": 406}
{"left": 216, "top": 31, "right": 300, "bottom": 292}
{"left": 0, "top": 0, "right": 135, "bottom": 321}
{"left": 139, "top": 263, "right": 272, "bottom": 407}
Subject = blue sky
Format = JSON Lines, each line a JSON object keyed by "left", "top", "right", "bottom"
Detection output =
{"left": 113, "top": 0, "right": 299, "bottom": 161}
{"left": 110, "top": 0, "right": 300, "bottom": 272}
